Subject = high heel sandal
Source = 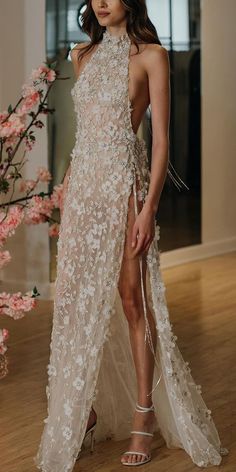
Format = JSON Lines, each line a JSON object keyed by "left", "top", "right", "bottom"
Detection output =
{"left": 121, "top": 402, "right": 155, "bottom": 467}
{"left": 76, "top": 410, "right": 97, "bottom": 460}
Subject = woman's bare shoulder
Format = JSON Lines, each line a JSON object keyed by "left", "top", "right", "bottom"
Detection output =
{"left": 142, "top": 43, "right": 168, "bottom": 60}
{"left": 138, "top": 43, "right": 169, "bottom": 74}
{"left": 70, "top": 41, "right": 90, "bottom": 57}
{"left": 132, "top": 42, "right": 168, "bottom": 60}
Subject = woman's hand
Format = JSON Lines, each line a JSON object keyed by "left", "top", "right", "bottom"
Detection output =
{"left": 131, "top": 204, "right": 156, "bottom": 256}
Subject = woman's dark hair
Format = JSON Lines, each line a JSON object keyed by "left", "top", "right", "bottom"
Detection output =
{"left": 76, "top": 0, "right": 162, "bottom": 61}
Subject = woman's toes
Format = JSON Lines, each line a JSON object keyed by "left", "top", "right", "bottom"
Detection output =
{"left": 121, "top": 454, "right": 128, "bottom": 463}
{"left": 131, "top": 454, "right": 137, "bottom": 463}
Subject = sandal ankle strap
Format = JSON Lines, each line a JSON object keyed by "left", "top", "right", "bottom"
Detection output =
{"left": 131, "top": 430, "right": 154, "bottom": 437}
{"left": 135, "top": 402, "right": 155, "bottom": 413}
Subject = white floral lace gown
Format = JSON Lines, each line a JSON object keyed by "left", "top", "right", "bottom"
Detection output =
{"left": 34, "top": 30, "right": 229, "bottom": 472}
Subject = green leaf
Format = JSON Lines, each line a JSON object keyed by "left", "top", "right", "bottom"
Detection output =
{"left": 0, "top": 179, "right": 10, "bottom": 194}
{"left": 8, "top": 104, "right": 12, "bottom": 113}
{"left": 50, "top": 61, "right": 58, "bottom": 69}
{"left": 32, "top": 286, "right": 40, "bottom": 297}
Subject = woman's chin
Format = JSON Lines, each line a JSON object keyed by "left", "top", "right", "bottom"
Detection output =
{"left": 97, "top": 17, "right": 112, "bottom": 27}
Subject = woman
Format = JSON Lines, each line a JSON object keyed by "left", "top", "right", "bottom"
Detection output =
{"left": 34, "top": 1, "right": 228, "bottom": 471}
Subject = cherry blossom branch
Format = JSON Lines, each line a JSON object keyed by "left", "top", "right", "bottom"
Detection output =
{"left": 0, "top": 191, "right": 51, "bottom": 207}
{"left": 0, "top": 62, "right": 67, "bottom": 376}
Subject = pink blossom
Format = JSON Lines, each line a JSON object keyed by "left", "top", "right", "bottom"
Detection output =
{"left": 0, "top": 112, "right": 26, "bottom": 139}
{"left": 18, "top": 88, "right": 40, "bottom": 115}
{"left": 0, "top": 344, "right": 8, "bottom": 355}
{"left": 0, "top": 224, "right": 9, "bottom": 246}
{"left": 0, "top": 328, "right": 9, "bottom": 344}
{"left": 4, "top": 135, "right": 18, "bottom": 148}
{"left": 0, "top": 328, "right": 8, "bottom": 355}
{"left": 19, "top": 179, "right": 37, "bottom": 193}
{"left": 21, "top": 84, "right": 37, "bottom": 98}
{"left": 31, "top": 65, "right": 56, "bottom": 83}
{"left": 37, "top": 167, "right": 52, "bottom": 183}
{"left": 0, "top": 206, "right": 24, "bottom": 245}
{"left": 24, "top": 195, "right": 53, "bottom": 224}
{"left": 0, "top": 292, "right": 36, "bottom": 319}
{"left": 0, "top": 250, "right": 11, "bottom": 269}
{"left": 5, "top": 206, "right": 24, "bottom": 229}
{"left": 51, "top": 184, "right": 63, "bottom": 210}
{"left": 46, "top": 69, "right": 56, "bottom": 82}
{"left": 49, "top": 223, "right": 60, "bottom": 237}
{"left": 0, "top": 110, "right": 8, "bottom": 124}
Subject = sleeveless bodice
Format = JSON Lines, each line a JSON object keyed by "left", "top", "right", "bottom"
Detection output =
{"left": 70, "top": 30, "right": 189, "bottom": 192}
{"left": 71, "top": 30, "right": 137, "bottom": 151}
{"left": 70, "top": 29, "right": 150, "bottom": 204}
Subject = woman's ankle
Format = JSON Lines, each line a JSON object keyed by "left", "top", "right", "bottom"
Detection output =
{"left": 137, "top": 398, "right": 153, "bottom": 408}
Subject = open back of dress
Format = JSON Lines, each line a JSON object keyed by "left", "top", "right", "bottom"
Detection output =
{"left": 34, "top": 30, "right": 228, "bottom": 472}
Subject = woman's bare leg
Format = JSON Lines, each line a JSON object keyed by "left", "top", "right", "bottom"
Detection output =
{"left": 118, "top": 190, "right": 157, "bottom": 464}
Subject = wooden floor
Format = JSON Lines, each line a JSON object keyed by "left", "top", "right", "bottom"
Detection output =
{"left": 0, "top": 252, "right": 235, "bottom": 472}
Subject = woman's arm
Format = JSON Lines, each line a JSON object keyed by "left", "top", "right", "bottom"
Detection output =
{"left": 132, "top": 45, "right": 170, "bottom": 255}
{"left": 144, "top": 44, "right": 170, "bottom": 213}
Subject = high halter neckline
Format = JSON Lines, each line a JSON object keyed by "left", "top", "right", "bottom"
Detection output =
{"left": 102, "top": 29, "right": 130, "bottom": 45}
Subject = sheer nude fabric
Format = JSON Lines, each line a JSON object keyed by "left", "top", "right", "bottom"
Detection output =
{"left": 34, "top": 30, "right": 229, "bottom": 472}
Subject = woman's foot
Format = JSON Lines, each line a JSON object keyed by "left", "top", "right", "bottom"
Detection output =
{"left": 121, "top": 403, "right": 156, "bottom": 465}
{"left": 76, "top": 406, "right": 97, "bottom": 460}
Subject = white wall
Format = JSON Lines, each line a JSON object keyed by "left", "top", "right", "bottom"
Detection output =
{"left": 0, "top": 0, "right": 50, "bottom": 297}
{"left": 162, "top": 0, "right": 236, "bottom": 267}
{"left": 201, "top": 0, "right": 236, "bottom": 243}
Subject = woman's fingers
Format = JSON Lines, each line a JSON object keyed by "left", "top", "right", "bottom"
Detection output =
{"left": 134, "top": 233, "right": 155, "bottom": 256}
{"left": 142, "top": 238, "right": 153, "bottom": 254}
{"left": 132, "top": 233, "right": 148, "bottom": 256}
{"left": 131, "top": 222, "right": 139, "bottom": 248}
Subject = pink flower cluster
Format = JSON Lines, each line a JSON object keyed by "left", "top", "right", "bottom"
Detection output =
{"left": 50, "top": 184, "right": 63, "bottom": 210}
{"left": 0, "top": 64, "right": 59, "bottom": 373}
{"left": 24, "top": 195, "right": 53, "bottom": 224}
{"left": 19, "top": 179, "right": 37, "bottom": 193}
{"left": 0, "top": 328, "right": 9, "bottom": 355}
{"left": 0, "top": 111, "right": 8, "bottom": 124}
{"left": 31, "top": 65, "right": 56, "bottom": 83}
{"left": 0, "top": 112, "right": 26, "bottom": 139}
{"left": 37, "top": 167, "right": 52, "bottom": 183}
{"left": 22, "top": 180, "right": 63, "bottom": 228}
{"left": 18, "top": 85, "right": 40, "bottom": 115}
{"left": 0, "top": 292, "right": 36, "bottom": 319}
{"left": 19, "top": 167, "right": 52, "bottom": 194}
{"left": 0, "top": 64, "right": 56, "bottom": 145}
{"left": 0, "top": 206, "right": 24, "bottom": 246}
{"left": 49, "top": 222, "right": 60, "bottom": 237}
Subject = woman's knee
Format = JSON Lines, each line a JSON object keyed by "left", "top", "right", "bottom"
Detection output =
{"left": 119, "top": 288, "right": 143, "bottom": 327}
